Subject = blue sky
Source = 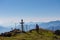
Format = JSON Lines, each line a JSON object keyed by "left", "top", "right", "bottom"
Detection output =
{"left": 0, "top": 0, "right": 60, "bottom": 26}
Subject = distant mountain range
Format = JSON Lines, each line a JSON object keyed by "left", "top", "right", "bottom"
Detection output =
{"left": 25, "top": 20, "right": 60, "bottom": 31}
{"left": 46, "top": 21, "right": 60, "bottom": 31}
{"left": 39, "top": 20, "right": 60, "bottom": 31}
{"left": 0, "top": 20, "right": 60, "bottom": 33}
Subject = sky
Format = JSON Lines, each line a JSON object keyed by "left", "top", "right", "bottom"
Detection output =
{"left": 0, "top": 0, "right": 60, "bottom": 26}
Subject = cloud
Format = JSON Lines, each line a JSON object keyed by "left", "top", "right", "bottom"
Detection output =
{"left": 0, "top": 17, "right": 60, "bottom": 27}
{"left": 0, "top": 18, "right": 19, "bottom": 26}
{"left": 23, "top": 17, "right": 60, "bottom": 22}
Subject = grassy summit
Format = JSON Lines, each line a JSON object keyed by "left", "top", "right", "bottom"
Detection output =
{"left": 0, "top": 28, "right": 60, "bottom": 40}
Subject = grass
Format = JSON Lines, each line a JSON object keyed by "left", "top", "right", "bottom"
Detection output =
{"left": 0, "top": 28, "right": 60, "bottom": 40}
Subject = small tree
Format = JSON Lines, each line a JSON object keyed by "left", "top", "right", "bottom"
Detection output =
{"left": 36, "top": 24, "right": 39, "bottom": 33}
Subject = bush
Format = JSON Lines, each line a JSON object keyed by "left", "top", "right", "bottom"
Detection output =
{"left": 55, "top": 30, "right": 60, "bottom": 35}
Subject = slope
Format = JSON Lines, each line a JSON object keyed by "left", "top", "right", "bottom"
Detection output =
{"left": 0, "top": 28, "right": 60, "bottom": 40}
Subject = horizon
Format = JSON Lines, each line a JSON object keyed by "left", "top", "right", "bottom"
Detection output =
{"left": 0, "top": 0, "right": 60, "bottom": 26}
{"left": 0, "top": 20, "right": 60, "bottom": 27}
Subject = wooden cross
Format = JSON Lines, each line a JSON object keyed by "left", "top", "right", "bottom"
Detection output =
{"left": 20, "top": 19, "right": 24, "bottom": 32}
